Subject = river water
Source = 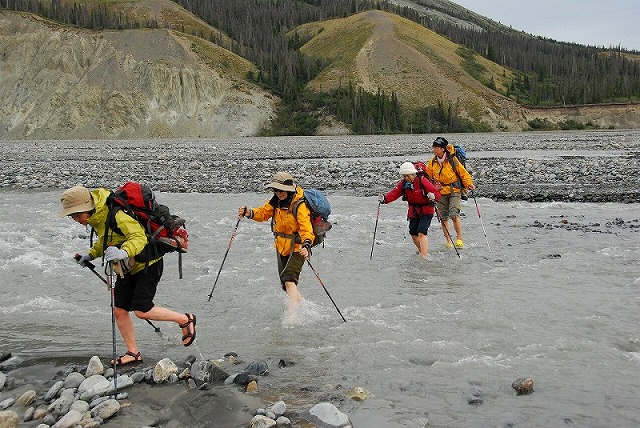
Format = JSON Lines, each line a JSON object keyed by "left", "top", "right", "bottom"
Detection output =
{"left": 1, "top": 184, "right": 639, "bottom": 426}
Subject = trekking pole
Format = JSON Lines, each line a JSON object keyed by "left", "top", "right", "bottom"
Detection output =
{"left": 306, "top": 259, "right": 347, "bottom": 323}
{"left": 208, "top": 211, "right": 244, "bottom": 301}
{"left": 434, "top": 208, "right": 461, "bottom": 258}
{"left": 107, "top": 262, "right": 118, "bottom": 397}
{"left": 76, "top": 257, "right": 162, "bottom": 333}
{"left": 470, "top": 190, "right": 491, "bottom": 251}
{"left": 370, "top": 201, "right": 381, "bottom": 260}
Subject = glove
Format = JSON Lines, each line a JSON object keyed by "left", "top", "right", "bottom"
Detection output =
{"left": 378, "top": 194, "right": 386, "bottom": 204}
{"left": 301, "top": 239, "right": 313, "bottom": 257}
{"left": 104, "top": 246, "right": 128, "bottom": 262}
{"left": 427, "top": 192, "right": 435, "bottom": 202}
{"left": 301, "top": 239, "right": 312, "bottom": 251}
{"left": 238, "top": 206, "right": 247, "bottom": 218}
{"left": 75, "top": 253, "right": 92, "bottom": 265}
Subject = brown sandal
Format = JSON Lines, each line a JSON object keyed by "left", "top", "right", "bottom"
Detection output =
{"left": 111, "top": 351, "right": 143, "bottom": 366}
{"left": 179, "top": 313, "right": 196, "bottom": 347}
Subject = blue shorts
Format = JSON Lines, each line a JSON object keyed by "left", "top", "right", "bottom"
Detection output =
{"left": 409, "top": 215, "right": 433, "bottom": 236}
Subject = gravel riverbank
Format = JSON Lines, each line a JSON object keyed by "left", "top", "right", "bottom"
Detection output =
{"left": 1, "top": 131, "right": 638, "bottom": 202}
{"left": 0, "top": 352, "right": 352, "bottom": 428}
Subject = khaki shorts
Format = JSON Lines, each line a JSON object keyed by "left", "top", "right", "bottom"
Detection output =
{"left": 436, "top": 193, "right": 461, "bottom": 220}
{"left": 277, "top": 252, "right": 305, "bottom": 289}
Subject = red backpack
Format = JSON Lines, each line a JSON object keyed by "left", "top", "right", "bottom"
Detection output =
{"left": 103, "top": 182, "right": 188, "bottom": 278}
{"left": 413, "top": 161, "right": 428, "bottom": 176}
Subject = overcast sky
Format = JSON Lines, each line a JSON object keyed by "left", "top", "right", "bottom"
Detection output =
{"left": 452, "top": 0, "right": 639, "bottom": 51}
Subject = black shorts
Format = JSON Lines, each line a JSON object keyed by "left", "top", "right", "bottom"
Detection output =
{"left": 114, "top": 259, "right": 163, "bottom": 313}
{"left": 409, "top": 214, "right": 433, "bottom": 236}
{"left": 276, "top": 252, "right": 305, "bottom": 289}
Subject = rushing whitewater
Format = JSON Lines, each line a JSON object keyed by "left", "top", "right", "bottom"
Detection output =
{"left": 1, "top": 131, "right": 639, "bottom": 426}
{"left": 1, "top": 187, "right": 639, "bottom": 426}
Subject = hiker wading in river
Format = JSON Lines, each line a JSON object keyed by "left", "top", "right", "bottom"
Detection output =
{"left": 238, "top": 172, "right": 314, "bottom": 315}
{"left": 60, "top": 185, "right": 196, "bottom": 366}
{"left": 426, "top": 137, "right": 475, "bottom": 249}
{"left": 380, "top": 162, "right": 441, "bottom": 259}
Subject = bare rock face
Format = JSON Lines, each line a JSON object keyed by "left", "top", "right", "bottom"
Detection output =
{"left": 0, "top": 13, "right": 276, "bottom": 140}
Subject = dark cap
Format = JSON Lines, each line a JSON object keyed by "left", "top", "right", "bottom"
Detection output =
{"left": 432, "top": 137, "right": 449, "bottom": 148}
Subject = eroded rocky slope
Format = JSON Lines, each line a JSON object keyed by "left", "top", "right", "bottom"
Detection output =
{"left": 0, "top": 13, "right": 276, "bottom": 140}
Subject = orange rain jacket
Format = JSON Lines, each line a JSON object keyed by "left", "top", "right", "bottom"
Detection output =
{"left": 250, "top": 186, "right": 315, "bottom": 256}
{"left": 425, "top": 144, "right": 474, "bottom": 195}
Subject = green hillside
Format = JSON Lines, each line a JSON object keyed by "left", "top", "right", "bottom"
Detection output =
{"left": 4, "top": 0, "right": 640, "bottom": 135}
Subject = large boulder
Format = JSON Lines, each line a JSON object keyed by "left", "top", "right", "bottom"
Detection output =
{"left": 190, "top": 360, "right": 230, "bottom": 385}
{"left": 303, "top": 402, "right": 351, "bottom": 428}
{"left": 0, "top": 410, "right": 19, "bottom": 428}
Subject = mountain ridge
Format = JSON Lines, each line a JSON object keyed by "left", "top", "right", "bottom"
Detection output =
{"left": 1, "top": 1, "right": 639, "bottom": 139}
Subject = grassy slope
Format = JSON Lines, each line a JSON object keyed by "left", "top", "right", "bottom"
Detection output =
{"left": 56, "top": 0, "right": 256, "bottom": 80}
{"left": 295, "top": 10, "right": 517, "bottom": 122}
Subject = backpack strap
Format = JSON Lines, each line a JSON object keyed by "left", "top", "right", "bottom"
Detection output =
{"left": 291, "top": 199, "right": 304, "bottom": 218}
{"left": 101, "top": 199, "right": 121, "bottom": 267}
{"left": 448, "top": 154, "right": 464, "bottom": 191}
{"left": 269, "top": 196, "right": 301, "bottom": 249}
{"left": 408, "top": 176, "right": 435, "bottom": 217}
{"left": 103, "top": 197, "right": 155, "bottom": 273}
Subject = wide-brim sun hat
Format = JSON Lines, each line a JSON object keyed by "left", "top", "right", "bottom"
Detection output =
{"left": 266, "top": 171, "right": 296, "bottom": 192}
{"left": 399, "top": 162, "right": 418, "bottom": 175}
{"left": 59, "top": 185, "right": 95, "bottom": 217}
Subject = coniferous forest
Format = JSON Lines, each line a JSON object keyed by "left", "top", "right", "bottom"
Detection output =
{"left": 3, "top": 0, "right": 639, "bottom": 135}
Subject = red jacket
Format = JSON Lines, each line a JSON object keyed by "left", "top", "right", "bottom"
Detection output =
{"left": 384, "top": 175, "right": 441, "bottom": 218}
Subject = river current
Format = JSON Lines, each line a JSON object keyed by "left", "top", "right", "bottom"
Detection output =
{"left": 1, "top": 133, "right": 639, "bottom": 427}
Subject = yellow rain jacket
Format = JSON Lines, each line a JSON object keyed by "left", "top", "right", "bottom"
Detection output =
{"left": 250, "top": 187, "right": 315, "bottom": 256}
{"left": 86, "top": 188, "right": 159, "bottom": 275}
{"left": 426, "top": 144, "right": 474, "bottom": 195}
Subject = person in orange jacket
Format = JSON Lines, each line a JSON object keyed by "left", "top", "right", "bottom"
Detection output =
{"left": 425, "top": 137, "right": 475, "bottom": 249}
{"left": 379, "top": 162, "right": 441, "bottom": 259}
{"left": 238, "top": 172, "right": 314, "bottom": 313}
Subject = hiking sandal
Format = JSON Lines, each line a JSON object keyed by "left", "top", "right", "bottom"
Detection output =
{"left": 111, "top": 351, "right": 143, "bottom": 366}
{"left": 179, "top": 313, "right": 197, "bottom": 347}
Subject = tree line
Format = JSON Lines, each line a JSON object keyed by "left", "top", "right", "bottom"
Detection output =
{"left": 3, "top": 0, "right": 639, "bottom": 134}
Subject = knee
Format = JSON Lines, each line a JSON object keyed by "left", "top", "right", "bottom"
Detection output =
{"left": 114, "top": 307, "right": 128, "bottom": 319}
{"left": 133, "top": 310, "right": 148, "bottom": 319}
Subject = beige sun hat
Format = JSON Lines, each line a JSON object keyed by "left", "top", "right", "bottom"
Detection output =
{"left": 59, "top": 185, "right": 95, "bottom": 217}
{"left": 266, "top": 171, "right": 296, "bottom": 192}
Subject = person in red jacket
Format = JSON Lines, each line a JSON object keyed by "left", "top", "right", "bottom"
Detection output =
{"left": 379, "top": 162, "right": 441, "bottom": 259}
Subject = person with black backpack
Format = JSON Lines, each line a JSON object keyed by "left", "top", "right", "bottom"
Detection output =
{"left": 60, "top": 186, "right": 196, "bottom": 366}
{"left": 379, "top": 161, "right": 441, "bottom": 260}
{"left": 425, "top": 137, "right": 476, "bottom": 249}
{"left": 238, "top": 172, "right": 314, "bottom": 315}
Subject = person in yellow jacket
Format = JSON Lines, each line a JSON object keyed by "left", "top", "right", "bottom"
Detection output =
{"left": 425, "top": 137, "right": 476, "bottom": 249}
{"left": 238, "top": 172, "right": 314, "bottom": 313}
{"left": 60, "top": 186, "right": 196, "bottom": 366}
